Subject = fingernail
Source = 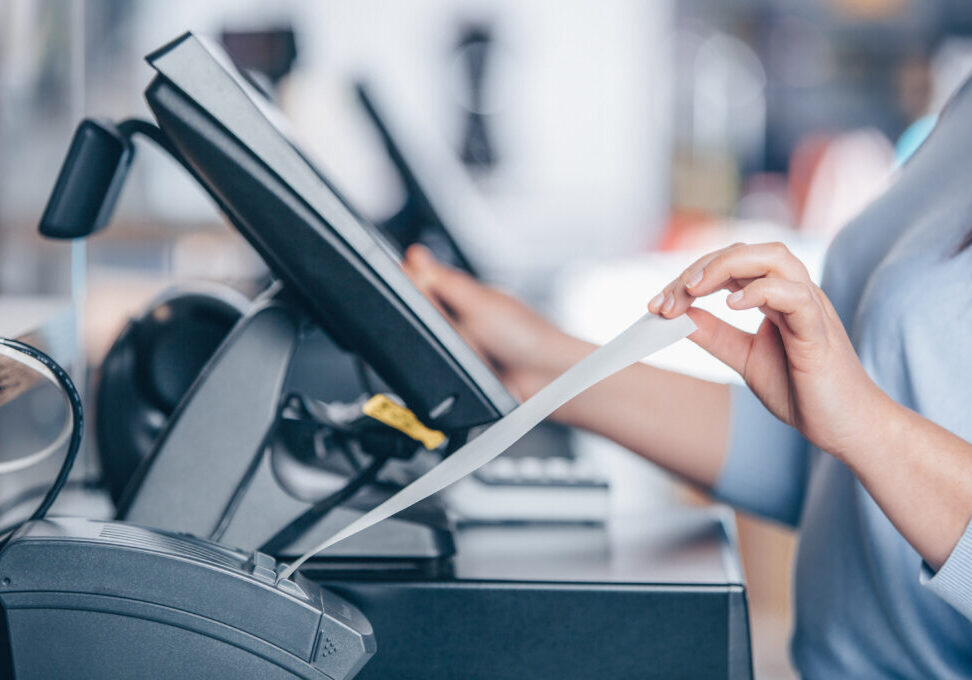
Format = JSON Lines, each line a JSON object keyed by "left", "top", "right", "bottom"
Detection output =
{"left": 686, "top": 270, "right": 704, "bottom": 288}
{"left": 662, "top": 293, "right": 675, "bottom": 314}
{"left": 727, "top": 290, "right": 743, "bottom": 305}
{"left": 648, "top": 292, "right": 664, "bottom": 311}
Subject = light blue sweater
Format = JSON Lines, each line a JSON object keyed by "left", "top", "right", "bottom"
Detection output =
{"left": 713, "top": 155, "right": 972, "bottom": 674}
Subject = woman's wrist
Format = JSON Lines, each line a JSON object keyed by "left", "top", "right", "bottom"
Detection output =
{"left": 836, "top": 384, "right": 905, "bottom": 472}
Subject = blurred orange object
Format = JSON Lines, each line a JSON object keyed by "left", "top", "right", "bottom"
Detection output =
{"left": 788, "top": 134, "right": 832, "bottom": 227}
{"left": 656, "top": 210, "right": 719, "bottom": 251}
{"left": 794, "top": 129, "right": 894, "bottom": 239}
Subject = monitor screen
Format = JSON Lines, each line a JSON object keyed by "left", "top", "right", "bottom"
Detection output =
{"left": 143, "top": 33, "right": 516, "bottom": 431}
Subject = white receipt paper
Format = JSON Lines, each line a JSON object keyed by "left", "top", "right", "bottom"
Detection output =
{"left": 278, "top": 312, "right": 695, "bottom": 581}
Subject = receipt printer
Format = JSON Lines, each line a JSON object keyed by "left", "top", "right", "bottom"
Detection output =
{"left": 0, "top": 518, "right": 375, "bottom": 679}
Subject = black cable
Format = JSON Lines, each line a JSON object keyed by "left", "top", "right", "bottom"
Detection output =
{"left": 336, "top": 433, "right": 363, "bottom": 472}
{"left": 117, "top": 118, "right": 180, "bottom": 158}
{"left": 209, "top": 398, "right": 290, "bottom": 542}
{"left": 0, "top": 338, "right": 84, "bottom": 548}
{"left": 211, "top": 391, "right": 376, "bottom": 543}
{"left": 353, "top": 357, "right": 376, "bottom": 396}
{"left": 258, "top": 443, "right": 385, "bottom": 556}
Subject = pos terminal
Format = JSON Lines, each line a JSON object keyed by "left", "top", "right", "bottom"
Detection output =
{"left": 14, "top": 32, "right": 755, "bottom": 679}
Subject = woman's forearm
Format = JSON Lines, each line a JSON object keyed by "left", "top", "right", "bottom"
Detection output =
{"left": 400, "top": 245, "right": 732, "bottom": 492}
{"left": 544, "top": 338, "right": 731, "bottom": 489}
{"left": 842, "top": 391, "right": 972, "bottom": 570}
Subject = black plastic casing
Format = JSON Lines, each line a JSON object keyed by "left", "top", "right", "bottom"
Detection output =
{"left": 142, "top": 33, "right": 516, "bottom": 431}
{"left": 39, "top": 119, "right": 133, "bottom": 239}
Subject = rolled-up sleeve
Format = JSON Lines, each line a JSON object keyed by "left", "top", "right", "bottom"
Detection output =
{"left": 921, "top": 516, "right": 972, "bottom": 621}
{"left": 711, "top": 384, "right": 810, "bottom": 527}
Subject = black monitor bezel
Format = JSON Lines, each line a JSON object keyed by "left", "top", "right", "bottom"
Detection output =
{"left": 143, "top": 33, "right": 516, "bottom": 430}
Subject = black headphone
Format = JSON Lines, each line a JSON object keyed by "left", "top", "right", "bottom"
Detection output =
{"left": 94, "top": 285, "right": 249, "bottom": 502}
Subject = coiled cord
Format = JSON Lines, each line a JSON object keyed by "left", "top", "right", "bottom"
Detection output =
{"left": 0, "top": 338, "right": 84, "bottom": 547}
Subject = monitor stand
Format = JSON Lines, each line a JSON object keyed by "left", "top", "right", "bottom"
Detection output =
{"left": 115, "top": 287, "right": 455, "bottom": 576}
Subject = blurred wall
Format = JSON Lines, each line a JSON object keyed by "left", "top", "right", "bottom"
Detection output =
{"left": 287, "top": 0, "right": 674, "bottom": 292}
{"left": 77, "top": 0, "right": 674, "bottom": 298}
{"left": 0, "top": 0, "right": 84, "bottom": 294}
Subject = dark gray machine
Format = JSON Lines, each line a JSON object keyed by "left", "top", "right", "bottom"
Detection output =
{"left": 112, "top": 33, "right": 517, "bottom": 565}
{"left": 39, "top": 31, "right": 518, "bottom": 570}
{"left": 29, "top": 31, "right": 760, "bottom": 679}
{"left": 0, "top": 518, "right": 374, "bottom": 679}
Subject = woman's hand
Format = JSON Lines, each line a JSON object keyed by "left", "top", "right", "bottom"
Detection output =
{"left": 402, "top": 245, "right": 588, "bottom": 401}
{"left": 648, "top": 241, "right": 889, "bottom": 460}
{"left": 651, "top": 241, "right": 972, "bottom": 570}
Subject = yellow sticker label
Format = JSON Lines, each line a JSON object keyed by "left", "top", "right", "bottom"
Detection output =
{"left": 362, "top": 394, "right": 447, "bottom": 451}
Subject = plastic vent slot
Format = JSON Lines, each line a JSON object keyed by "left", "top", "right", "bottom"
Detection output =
{"left": 98, "top": 524, "right": 243, "bottom": 569}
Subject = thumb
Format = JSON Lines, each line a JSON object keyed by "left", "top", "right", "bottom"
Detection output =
{"left": 685, "top": 307, "right": 752, "bottom": 376}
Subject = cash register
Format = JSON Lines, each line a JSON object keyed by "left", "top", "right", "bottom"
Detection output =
{"left": 16, "top": 32, "right": 753, "bottom": 678}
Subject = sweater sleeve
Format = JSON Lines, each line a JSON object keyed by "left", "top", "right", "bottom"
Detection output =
{"left": 711, "top": 383, "right": 811, "bottom": 527}
{"left": 921, "top": 515, "right": 972, "bottom": 621}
